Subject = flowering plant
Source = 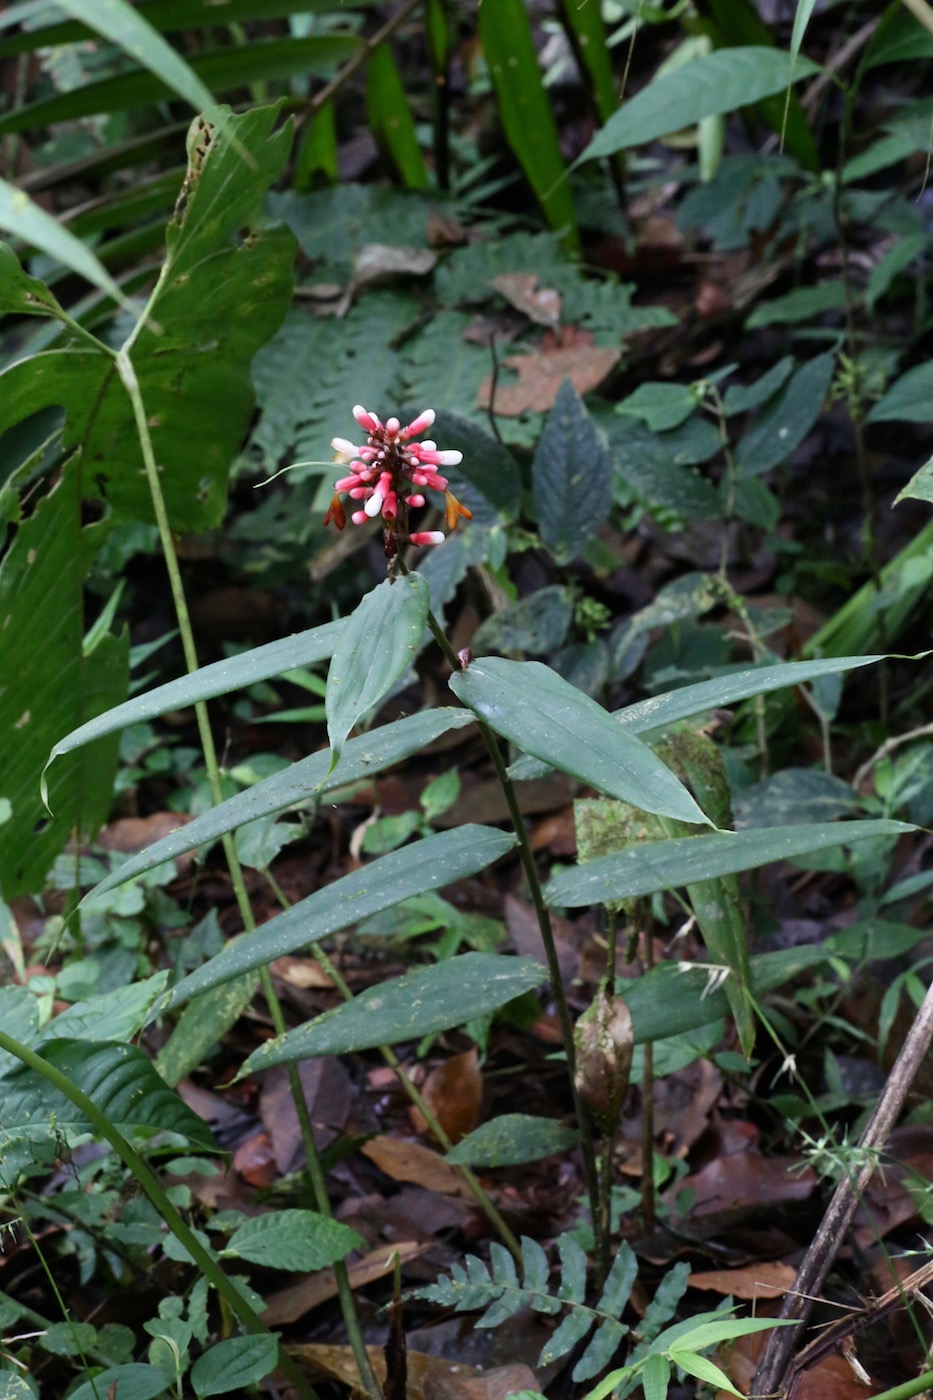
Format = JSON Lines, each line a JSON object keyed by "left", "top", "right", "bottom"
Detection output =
{"left": 324, "top": 404, "right": 472, "bottom": 562}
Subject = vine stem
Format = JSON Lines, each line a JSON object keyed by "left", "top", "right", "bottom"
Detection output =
{"left": 117, "top": 350, "right": 381, "bottom": 1400}
{"left": 423, "top": 608, "right": 604, "bottom": 1264}
{"left": 0, "top": 1029, "right": 319, "bottom": 1400}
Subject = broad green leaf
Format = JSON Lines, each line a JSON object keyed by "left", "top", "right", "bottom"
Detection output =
{"left": 446, "top": 1115, "right": 579, "bottom": 1167}
{"left": 538, "top": 1306, "right": 592, "bottom": 1367}
{"left": 735, "top": 353, "right": 835, "bottom": 476}
{"left": 0, "top": 180, "right": 126, "bottom": 305}
{"left": 866, "top": 233, "right": 926, "bottom": 310}
{"left": 0, "top": 458, "right": 129, "bottom": 899}
{"left": 532, "top": 379, "right": 613, "bottom": 560}
{"left": 1, "top": 1039, "right": 218, "bottom": 1150}
{"left": 191, "top": 1336, "right": 278, "bottom": 1398}
{"left": 223, "top": 1211, "right": 363, "bottom": 1271}
{"left": 723, "top": 357, "right": 795, "bottom": 415}
{"left": 0, "top": 988, "right": 39, "bottom": 1079}
{"left": 864, "top": 7, "right": 933, "bottom": 68}
{"left": 366, "top": 42, "right": 429, "bottom": 188}
{"left": 479, "top": 0, "right": 578, "bottom": 245}
{"left": 617, "top": 382, "right": 698, "bottom": 432}
{"left": 895, "top": 458, "right": 933, "bottom": 506}
{"left": 867, "top": 362, "right": 933, "bottom": 423}
{"left": 42, "top": 973, "right": 169, "bottom": 1044}
{"left": 84, "top": 710, "right": 476, "bottom": 900}
{"left": 0, "top": 1376, "right": 37, "bottom": 1400}
{"left": 473, "top": 586, "right": 573, "bottom": 657}
{"left": 556, "top": 0, "right": 617, "bottom": 122}
{"left": 67, "top": 1364, "right": 173, "bottom": 1400}
{"left": 0, "top": 240, "right": 68, "bottom": 319}
{"left": 545, "top": 819, "right": 913, "bottom": 908}
{"left": 0, "top": 106, "right": 296, "bottom": 533}
{"left": 745, "top": 284, "right": 845, "bottom": 328}
{"left": 44, "top": 618, "right": 346, "bottom": 801}
{"left": 162, "top": 826, "right": 517, "bottom": 1011}
{"left": 581, "top": 48, "right": 820, "bottom": 160}
{"left": 55, "top": 0, "right": 220, "bottom": 123}
{"left": 326, "top": 575, "right": 430, "bottom": 767}
{"left": 608, "top": 419, "right": 722, "bottom": 520}
{"left": 240, "top": 953, "right": 545, "bottom": 1070}
{"left": 450, "top": 658, "right": 712, "bottom": 826}
{"left": 431, "top": 412, "right": 521, "bottom": 528}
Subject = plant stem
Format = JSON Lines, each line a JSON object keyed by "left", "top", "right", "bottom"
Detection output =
{"left": 0, "top": 1030, "right": 318, "bottom": 1400}
{"left": 424, "top": 608, "right": 604, "bottom": 1254}
{"left": 262, "top": 871, "right": 522, "bottom": 1258}
{"left": 118, "top": 351, "right": 381, "bottom": 1400}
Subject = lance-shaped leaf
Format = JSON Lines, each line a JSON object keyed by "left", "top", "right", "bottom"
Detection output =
{"left": 326, "top": 574, "right": 430, "bottom": 768}
{"left": 545, "top": 819, "right": 913, "bottom": 908}
{"left": 508, "top": 654, "right": 885, "bottom": 782}
{"left": 1, "top": 1039, "right": 218, "bottom": 1150}
{"left": 43, "top": 618, "right": 346, "bottom": 805}
{"left": 240, "top": 953, "right": 546, "bottom": 1071}
{"left": 161, "top": 826, "right": 517, "bottom": 1011}
{"left": 85, "top": 709, "right": 475, "bottom": 901}
{"left": 451, "top": 658, "right": 711, "bottom": 826}
{"left": 0, "top": 181, "right": 126, "bottom": 306}
{"left": 580, "top": 48, "right": 820, "bottom": 161}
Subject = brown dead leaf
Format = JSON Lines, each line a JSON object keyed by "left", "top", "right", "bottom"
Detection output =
{"left": 679, "top": 1152, "right": 816, "bottom": 1216}
{"left": 288, "top": 1343, "right": 481, "bottom": 1400}
{"left": 427, "top": 211, "right": 470, "bottom": 247}
{"left": 336, "top": 243, "right": 437, "bottom": 316}
{"left": 264, "top": 1241, "right": 428, "bottom": 1326}
{"left": 506, "top": 893, "right": 578, "bottom": 982}
{"left": 424, "top": 1363, "right": 541, "bottom": 1400}
{"left": 269, "top": 955, "right": 334, "bottom": 989}
{"left": 489, "top": 272, "right": 561, "bottom": 327}
{"left": 260, "top": 1057, "right": 350, "bottom": 1174}
{"left": 476, "top": 344, "right": 620, "bottom": 416}
{"left": 795, "top": 1352, "right": 874, "bottom": 1400}
{"left": 98, "top": 811, "right": 193, "bottom": 855}
{"left": 362, "top": 1135, "right": 472, "bottom": 1197}
{"left": 689, "top": 1260, "right": 796, "bottom": 1300}
{"left": 232, "top": 1131, "right": 277, "bottom": 1188}
{"left": 410, "top": 1049, "right": 483, "bottom": 1144}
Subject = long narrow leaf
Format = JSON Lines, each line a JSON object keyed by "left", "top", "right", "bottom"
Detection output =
{"left": 451, "top": 658, "right": 711, "bottom": 826}
{"left": 43, "top": 619, "right": 347, "bottom": 804}
{"left": 239, "top": 953, "right": 546, "bottom": 1070}
{"left": 160, "top": 826, "right": 517, "bottom": 1012}
{"left": 84, "top": 709, "right": 476, "bottom": 900}
{"left": 545, "top": 819, "right": 913, "bottom": 908}
{"left": 508, "top": 654, "right": 884, "bottom": 781}
{"left": 55, "top": 0, "right": 220, "bottom": 121}
{"left": 580, "top": 48, "right": 820, "bottom": 161}
{"left": 0, "top": 179, "right": 126, "bottom": 305}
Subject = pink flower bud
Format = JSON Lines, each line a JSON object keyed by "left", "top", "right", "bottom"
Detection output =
{"left": 402, "top": 408, "right": 435, "bottom": 437}
{"left": 351, "top": 509, "right": 368, "bottom": 525}
{"left": 385, "top": 416, "right": 400, "bottom": 437}
{"left": 334, "top": 474, "right": 361, "bottom": 491}
{"left": 410, "top": 531, "right": 445, "bottom": 546}
{"left": 406, "top": 493, "right": 425, "bottom": 507}
{"left": 353, "top": 405, "right": 381, "bottom": 432}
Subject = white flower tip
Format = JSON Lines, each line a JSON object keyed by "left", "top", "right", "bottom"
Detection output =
{"left": 364, "top": 491, "right": 383, "bottom": 518}
{"left": 436, "top": 449, "right": 463, "bottom": 466}
{"left": 406, "top": 408, "right": 435, "bottom": 435}
{"left": 331, "top": 437, "right": 357, "bottom": 456}
{"left": 410, "top": 531, "right": 445, "bottom": 546}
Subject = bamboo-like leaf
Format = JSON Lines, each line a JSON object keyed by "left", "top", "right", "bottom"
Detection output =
{"left": 545, "top": 820, "right": 913, "bottom": 908}
{"left": 0, "top": 179, "right": 126, "bottom": 305}
{"left": 326, "top": 575, "right": 430, "bottom": 767}
{"left": 162, "top": 827, "right": 517, "bottom": 1011}
{"left": 446, "top": 1115, "right": 579, "bottom": 1168}
{"left": 479, "top": 0, "right": 578, "bottom": 244}
{"left": 55, "top": 0, "right": 220, "bottom": 122}
{"left": 43, "top": 619, "right": 346, "bottom": 805}
{"left": 451, "top": 658, "right": 712, "bottom": 826}
{"left": 366, "top": 42, "right": 429, "bottom": 188}
{"left": 83, "top": 710, "right": 475, "bottom": 900}
{"left": 581, "top": 48, "right": 820, "bottom": 161}
{"left": 240, "top": 953, "right": 545, "bottom": 1070}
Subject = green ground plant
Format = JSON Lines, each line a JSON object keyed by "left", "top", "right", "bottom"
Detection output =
{"left": 0, "top": 2, "right": 932, "bottom": 1398}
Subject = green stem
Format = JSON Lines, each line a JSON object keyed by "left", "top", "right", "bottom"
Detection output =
{"left": 0, "top": 1030, "right": 318, "bottom": 1400}
{"left": 311, "top": 943, "right": 522, "bottom": 1259}
{"left": 117, "top": 351, "right": 380, "bottom": 1400}
{"left": 424, "top": 609, "right": 603, "bottom": 1252}
{"left": 869, "top": 1371, "right": 933, "bottom": 1400}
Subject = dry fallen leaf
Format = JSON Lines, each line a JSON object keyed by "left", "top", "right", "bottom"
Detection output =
{"left": 362, "top": 1135, "right": 472, "bottom": 1196}
{"left": 424, "top": 1362, "right": 541, "bottom": 1400}
{"left": 264, "top": 1240, "right": 428, "bottom": 1325}
{"left": 288, "top": 1343, "right": 481, "bottom": 1400}
{"left": 410, "top": 1048, "right": 483, "bottom": 1144}
{"left": 489, "top": 272, "right": 561, "bottom": 327}
{"left": 476, "top": 344, "right": 620, "bottom": 415}
{"left": 679, "top": 1151, "right": 816, "bottom": 1216}
{"left": 689, "top": 1260, "right": 797, "bottom": 1300}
